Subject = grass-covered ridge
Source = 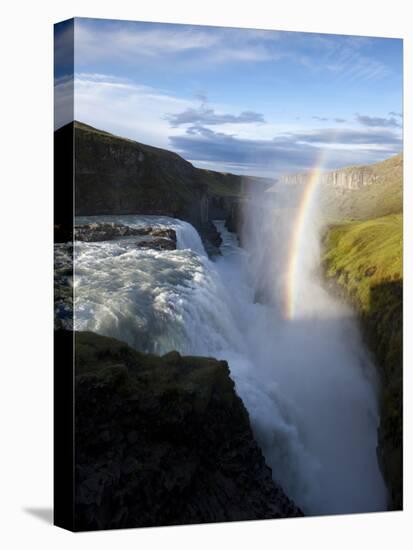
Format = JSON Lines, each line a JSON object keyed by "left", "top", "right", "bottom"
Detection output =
{"left": 323, "top": 214, "right": 402, "bottom": 312}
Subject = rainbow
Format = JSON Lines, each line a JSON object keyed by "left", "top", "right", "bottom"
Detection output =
{"left": 284, "top": 153, "right": 327, "bottom": 320}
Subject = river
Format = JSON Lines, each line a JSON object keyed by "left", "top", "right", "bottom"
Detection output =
{"left": 73, "top": 200, "right": 387, "bottom": 515}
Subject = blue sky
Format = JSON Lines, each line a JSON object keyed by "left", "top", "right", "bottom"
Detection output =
{"left": 55, "top": 18, "right": 403, "bottom": 177}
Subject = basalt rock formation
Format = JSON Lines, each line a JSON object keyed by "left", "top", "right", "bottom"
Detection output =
{"left": 73, "top": 331, "right": 303, "bottom": 530}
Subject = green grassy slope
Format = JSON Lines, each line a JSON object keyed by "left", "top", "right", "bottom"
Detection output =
{"left": 199, "top": 169, "right": 243, "bottom": 198}
{"left": 323, "top": 214, "right": 402, "bottom": 310}
{"left": 322, "top": 155, "right": 403, "bottom": 510}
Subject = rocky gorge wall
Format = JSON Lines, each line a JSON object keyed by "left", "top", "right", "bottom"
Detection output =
{"left": 72, "top": 121, "right": 208, "bottom": 227}
{"left": 58, "top": 121, "right": 264, "bottom": 236}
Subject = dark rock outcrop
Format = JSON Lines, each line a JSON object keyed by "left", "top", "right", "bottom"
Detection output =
{"left": 198, "top": 221, "right": 222, "bottom": 257}
{"left": 74, "top": 331, "right": 302, "bottom": 531}
{"left": 135, "top": 237, "right": 176, "bottom": 251}
{"left": 74, "top": 222, "right": 152, "bottom": 242}
{"left": 225, "top": 199, "right": 244, "bottom": 241}
{"left": 322, "top": 263, "right": 403, "bottom": 510}
{"left": 74, "top": 223, "right": 177, "bottom": 251}
{"left": 54, "top": 244, "right": 73, "bottom": 330}
{"left": 363, "top": 281, "right": 403, "bottom": 510}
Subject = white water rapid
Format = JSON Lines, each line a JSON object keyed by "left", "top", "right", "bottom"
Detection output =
{"left": 74, "top": 207, "right": 387, "bottom": 515}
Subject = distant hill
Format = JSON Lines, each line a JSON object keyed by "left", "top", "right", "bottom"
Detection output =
{"left": 277, "top": 153, "right": 403, "bottom": 222}
{"left": 55, "top": 121, "right": 272, "bottom": 229}
{"left": 320, "top": 154, "right": 403, "bottom": 221}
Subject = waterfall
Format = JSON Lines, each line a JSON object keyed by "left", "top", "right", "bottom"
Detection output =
{"left": 73, "top": 212, "right": 387, "bottom": 515}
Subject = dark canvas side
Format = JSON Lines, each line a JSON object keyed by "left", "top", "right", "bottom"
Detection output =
{"left": 53, "top": 18, "right": 76, "bottom": 532}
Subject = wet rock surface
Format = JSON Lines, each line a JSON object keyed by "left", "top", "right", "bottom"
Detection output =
{"left": 74, "top": 222, "right": 152, "bottom": 242}
{"left": 73, "top": 331, "right": 303, "bottom": 531}
{"left": 199, "top": 221, "right": 223, "bottom": 257}
{"left": 74, "top": 223, "right": 177, "bottom": 250}
{"left": 135, "top": 237, "right": 176, "bottom": 251}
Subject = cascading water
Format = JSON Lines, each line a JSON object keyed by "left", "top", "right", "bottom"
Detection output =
{"left": 240, "top": 185, "right": 387, "bottom": 514}
{"left": 73, "top": 210, "right": 387, "bottom": 515}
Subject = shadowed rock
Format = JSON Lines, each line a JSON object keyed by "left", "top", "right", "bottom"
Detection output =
{"left": 72, "top": 331, "right": 303, "bottom": 531}
{"left": 74, "top": 223, "right": 177, "bottom": 251}
{"left": 74, "top": 222, "right": 152, "bottom": 242}
{"left": 135, "top": 237, "right": 176, "bottom": 251}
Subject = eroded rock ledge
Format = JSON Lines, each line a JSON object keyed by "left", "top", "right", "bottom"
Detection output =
{"left": 72, "top": 330, "right": 302, "bottom": 530}
{"left": 74, "top": 222, "right": 177, "bottom": 251}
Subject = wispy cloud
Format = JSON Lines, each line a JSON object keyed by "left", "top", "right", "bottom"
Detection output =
{"left": 61, "top": 20, "right": 402, "bottom": 176}
{"left": 58, "top": 69, "right": 402, "bottom": 176}
{"left": 74, "top": 20, "right": 280, "bottom": 66}
{"left": 277, "top": 32, "right": 391, "bottom": 82}
{"left": 310, "top": 116, "right": 347, "bottom": 124}
{"left": 290, "top": 127, "right": 402, "bottom": 146}
{"left": 169, "top": 124, "right": 402, "bottom": 176}
{"left": 56, "top": 72, "right": 194, "bottom": 145}
{"left": 75, "top": 22, "right": 221, "bottom": 61}
{"left": 355, "top": 113, "right": 401, "bottom": 128}
{"left": 74, "top": 19, "right": 395, "bottom": 81}
{"left": 54, "top": 75, "right": 73, "bottom": 129}
{"left": 74, "top": 73, "right": 190, "bottom": 106}
{"left": 167, "top": 105, "right": 265, "bottom": 127}
{"left": 54, "top": 20, "right": 73, "bottom": 76}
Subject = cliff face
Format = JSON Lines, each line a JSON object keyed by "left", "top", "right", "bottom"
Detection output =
{"left": 73, "top": 331, "right": 302, "bottom": 530}
{"left": 278, "top": 154, "right": 403, "bottom": 225}
{"left": 279, "top": 166, "right": 377, "bottom": 190}
{"left": 72, "top": 122, "right": 208, "bottom": 228}
{"left": 278, "top": 154, "right": 403, "bottom": 192}
{"left": 56, "top": 121, "right": 269, "bottom": 233}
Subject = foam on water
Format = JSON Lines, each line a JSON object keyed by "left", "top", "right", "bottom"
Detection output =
{"left": 76, "top": 214, "right": 206, "bottom": 257}
{"left": 73, "top": 213, "right": 387, "bottom": 515}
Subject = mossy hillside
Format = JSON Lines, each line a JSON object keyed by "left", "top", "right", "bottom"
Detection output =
{"left": 199, "top": 169, "right": 243, "bottom": 198}
{"left": 322, "top": 213, "right": 402, "bottom": 391}
{"left": 322, "top": 214, "right": 402, "bottom": 510}
{"left": 323, "top": 214, "right": 402, "bottom": 311}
